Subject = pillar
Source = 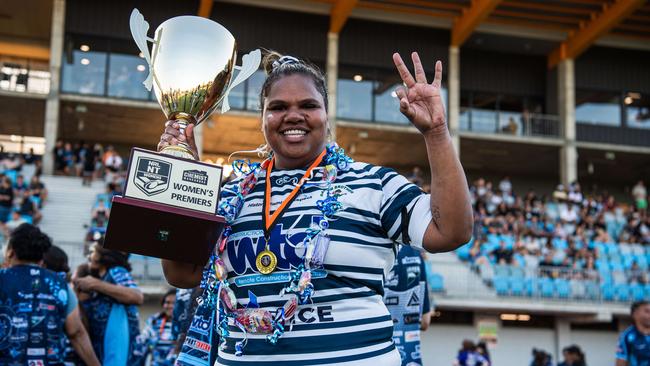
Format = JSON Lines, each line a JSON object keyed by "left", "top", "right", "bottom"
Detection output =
{"left": 554, "top": 318, "right": 571, "bottom": 362}
{"left": 326, "top": 32, "right": 338, "bottom": 141}
{"left": 558, "top": 58, "right": 577, "bottom": 186}
{"left": 448, "top": 46, "right": 461, "bottom": 156}
{"left": 42, "top": 0, "right": 66, "bottom": 175}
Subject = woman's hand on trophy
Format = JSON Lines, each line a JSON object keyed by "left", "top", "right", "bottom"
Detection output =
{"left": 158, "top": 120, "right": 200, "bottom": 160}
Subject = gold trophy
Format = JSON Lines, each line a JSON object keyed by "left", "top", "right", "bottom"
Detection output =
{"left": 103, "top": 9, "right": 260, "bottom": 264}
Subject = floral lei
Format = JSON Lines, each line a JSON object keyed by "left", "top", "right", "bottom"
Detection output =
{"left": 197, "top": 142, "right": 353, "bottom": 356}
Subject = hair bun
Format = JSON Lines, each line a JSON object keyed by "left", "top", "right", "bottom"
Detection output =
{"left": 262, "top": 50, "right": 283, "bottom": 75}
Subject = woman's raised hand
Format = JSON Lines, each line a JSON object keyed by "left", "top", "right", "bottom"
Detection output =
{"left": 157, "top": 120, "right": 200, "bottom": 160}
{"left": 392, "top": 52, "right": 447, "bottom": 137}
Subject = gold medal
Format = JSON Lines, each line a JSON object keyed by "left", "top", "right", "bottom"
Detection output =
{"left": 256, "top": 247, "right": 277, "bottom": 275}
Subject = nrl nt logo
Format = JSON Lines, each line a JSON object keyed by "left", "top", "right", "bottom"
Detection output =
{"left": 134, "top": 157, "right": 171, "bottom": 196}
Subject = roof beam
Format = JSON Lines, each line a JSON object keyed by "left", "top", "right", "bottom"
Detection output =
{"left": 451, "top": 0, "right": 503, "bottom": 46}
{"left": 548, "top": 0, "right": 647, "bottom": 68}
{"left": 0, "top": 40, "right": 50, "bottom": 61}
{"left": 198, "top": 0, "right": 214, "bottom": 18}
{"left": 330, "top": 0, "right": 358, "bottom": 33}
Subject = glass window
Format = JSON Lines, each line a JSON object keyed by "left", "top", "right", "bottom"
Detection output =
{"left": 246, "top": 70, "right": 265, "bottom": 111}
{"left": 62, "top": 50, "right": 107, "bottom": 95}
{"left": 337, "top": 79, "right": 373, "bottom": 121}
{"left": 625, "top": 92, "right": 650, "bottom": 129}
{"left": 374, "top": 83, "right": 408, "bottom": 124}
{"left": 576, "top": 91, "right": 621, "bottom": 126}
{"left": 107, "top": 53, "right": 150, "bottom": 99}
{"left": 226, "top": 70, "right": 245, "bottom": 110}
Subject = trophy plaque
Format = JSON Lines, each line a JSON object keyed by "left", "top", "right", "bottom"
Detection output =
{"left": 103, "top": 9, "right": 261, "bottom": 264}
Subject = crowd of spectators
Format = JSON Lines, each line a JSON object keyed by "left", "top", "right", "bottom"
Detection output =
{"left": 462, "top": 176, "right": 649, "bottom": 285}
{"left": 0, "top": 147, "right": 48, "bottom": 240}
{"left": 53, "top": 139, "right": 125, "bottom": 186}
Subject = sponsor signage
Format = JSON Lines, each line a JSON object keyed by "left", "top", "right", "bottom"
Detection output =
{"left": 124, "top": 149, "right": 223, "bottom": 214}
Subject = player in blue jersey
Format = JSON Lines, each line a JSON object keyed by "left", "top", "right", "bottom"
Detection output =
{"left": 159, "top": 50, "right": 473, "bottom": 365}
{"left": 384, "top": 245, "right": 432, "bottom": 365}
{"left": 143, "top": 289, "right": 177, "bottom": 366}
{"left": 616, "top": 301, "right": 650, "bottom": 366}
{"left": 0, "top": 224, "right": 100, "bottom": 366}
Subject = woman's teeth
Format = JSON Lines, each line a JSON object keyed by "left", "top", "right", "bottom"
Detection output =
{"left": 283, "top": 130, "right": 306, "bottom": 136}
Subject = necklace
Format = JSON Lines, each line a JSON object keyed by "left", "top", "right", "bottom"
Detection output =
{"left": 198, "top": 143, "right": 353, "bottom": 356}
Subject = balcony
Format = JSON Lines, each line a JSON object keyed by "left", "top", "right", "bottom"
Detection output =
{"left": 460, "top": 108, "right": 561, "bottom": 139}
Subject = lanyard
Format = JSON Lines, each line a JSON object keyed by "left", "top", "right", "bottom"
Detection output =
{"left": 263, "top": 149, "right": 326, "bottom": 240}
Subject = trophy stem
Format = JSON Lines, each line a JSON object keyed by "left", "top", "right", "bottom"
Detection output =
{"left": 160, "top": 113, "right": 197, "bottom": 160}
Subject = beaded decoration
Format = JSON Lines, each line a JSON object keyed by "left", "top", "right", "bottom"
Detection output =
{"left": 197, "top": 143, "right": 353, "bottom": 356}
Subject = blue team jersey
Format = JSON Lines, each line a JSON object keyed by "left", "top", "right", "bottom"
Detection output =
{"left": 457, "top": 350, "right": 488, "bottom": 366}
{"left": 80, "top": 266, "right": 145, "bottom": 366}
{"left": 143, "top": 312, "right": 176, "bottom": 366}
{"left": 0, "top": 264, "right": 69, "bottom": 366}
{"left": 383, "top": 245, "right": 431, "bottom": 366}
{"left": 617, "top": 325, "right": 650, "bottom": 366}
{"left": 172, "top": 288, "right": 194, "bottom": 340}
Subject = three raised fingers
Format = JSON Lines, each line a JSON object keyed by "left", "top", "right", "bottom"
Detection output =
{"left": 392, "top": 53, "right": 416, "bottom": 88}
{"left": 411, "top": 52, "right": 427, "bottom": 84}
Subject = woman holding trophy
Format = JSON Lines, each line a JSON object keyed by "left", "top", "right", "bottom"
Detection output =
{"left": 158, "top": 51, "right": 472, "bottom": 365}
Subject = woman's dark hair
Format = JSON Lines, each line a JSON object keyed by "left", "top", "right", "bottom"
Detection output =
{"left": 259, "top": 50, "right": 328, "bottom": 112}
{"left": 8, "top": 223, "right": 52, "bottom": 262}
{"left": 94, "top": 243, "right": 131, "bottom": 272}
{"left": 161, "top": 288, "right": 176, "bottom": 306}
{"left": 43, "top": 245, "right": 70, "bottom": 274}
{"left": 632, "top": 300, "right": 649, "bottom": 315}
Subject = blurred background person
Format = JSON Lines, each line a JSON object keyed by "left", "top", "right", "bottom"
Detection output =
{"left": 74, "top": 243, "right": 145, "bottom": 366}
{"left": 143, "top": 289, "right": 178, "bottom": 366}
{"left": 0, "top": 223, "right": 99, "bottom": 366}
{"left": 616, "top": 301, "right": 650, "bottom": 366}
{"left": 558, "top": 344, "right": 586, "bottom": 366}
{"left": 455, "top": 340, "right": 489, "bottom": 366}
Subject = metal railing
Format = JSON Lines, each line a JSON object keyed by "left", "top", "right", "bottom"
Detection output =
{"left": 430, "top": 260, "right": 649, "bottom": 304}
{"left": 460, "top": 108, "right": 561, "bottom": 138}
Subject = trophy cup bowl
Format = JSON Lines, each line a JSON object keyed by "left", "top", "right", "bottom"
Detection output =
{"left": 130, "top": 9, "right": 261, "bottom": 159}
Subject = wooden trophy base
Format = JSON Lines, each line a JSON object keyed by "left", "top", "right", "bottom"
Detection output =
{"left": 103, "top": 196, "right": 226, "bottom": 265}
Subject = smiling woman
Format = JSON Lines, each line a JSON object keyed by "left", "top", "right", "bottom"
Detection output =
{"left": 159, "top": 50, "right": 472, "bottom": 366}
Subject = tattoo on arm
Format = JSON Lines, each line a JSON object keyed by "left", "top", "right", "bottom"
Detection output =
{"left": 432, "top": 205, "right": 441, "bottom": 230}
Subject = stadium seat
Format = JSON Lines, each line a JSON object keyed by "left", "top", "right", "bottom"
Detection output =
{"left": 555, "top": 279, "right": 571, "bottom": 298}
{"left": 510, "top": 266, "right": 525, "bottom": 279}
{"left": 428, "top": 273, "right": 445, "bottom": 293}
{"left": 584, "top": 281, "right": 600, "bottom": 300}
{"left": 630, "top": 284, "right": 645, "bottom": 302}
{"left": 494, "top": 265, "right": 510, "bottom": 278}
{"left": 614, "top": 284, "right": 631, "bottom": 302}
{"left": 570, "top": 280, "right": 586, "bottom": 299}
{"left": 510, "top": 277, "right": 525, "bottom": 296}
{"left": 456, "top": 240, "right": 472, "bottom": 261}
{"left": 525, "top": 278, "right": 536, "bottom": 297}
{"left": 538, "top": 278, "right": 554, "bottom": 298}
{"left": 644, "top": 284, "right": 650, "bottom": 301}
{"left": 601, "top": 284, "right": 615, "bottom": 301}
{"left": 494, "top": 276, "right": 509, "bottom": 296}
{"left": 4, "top": 170, "right": 17, "bottom": 183}
{"left": 552, "top": 238, "right": 568, "bottom": 250}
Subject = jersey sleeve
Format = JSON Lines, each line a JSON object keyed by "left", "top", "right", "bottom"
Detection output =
{"left": 108, "top": 266, "right": 138, "bottom": 289}
{"left": 65, "top": 284, "right": 78, "bottom": 317}
{"left": 616, "top": 330, "right": 629, "bottom": 361}
{"left": 377, "top": 167, "right": 431, "bottom": 248}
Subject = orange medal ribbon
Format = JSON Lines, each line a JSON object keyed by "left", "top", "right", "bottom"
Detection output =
{"left": 256, "top": 149, "right": 327, "bottom": 274}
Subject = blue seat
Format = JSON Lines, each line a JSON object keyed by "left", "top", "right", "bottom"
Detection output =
{"left": 525, "top": 278, "right": 536, "bottom": 297}
{"left": 494, "top": 265, "right": 510, "bottom": 278}
{"left": 538, "top": 278, "right": 554, "bottom": 298}
{"left": 456, "top": 241, "right": 472, "bottom": 261}
{"left": 644, "top": 284, "right": 650, "bottom": 301}
{"left": 615, "top": 284, "right": 631, "bottom": 302}
{"left": 631, "top": 284, "right": 645, "bottom": 302}
{"left": 494, "top": 276, "right": 509, "bottom": 296}
{"left": 428, "top": 273, "right": 444, "bottom": 292}
{"left": 555, "top": 279, "right": 571, "bottom": 298}
{"left": 20, "top": 215, "right": 33, "bottom": 224}
{"left": 601, "top": 284, "right": 615, "bottom": 301}
{"left": 4, "top": 170, "right": 17, "bottom": 184}
{"left": 510, "top": 266, "right": 525, "bottom": 279}
{"left": 552, "top": 238, "right": 568, "bottom": 250}
{"left": 510, "top": 277, "right": 525, "bottom": 296}
{"left": 584, "top": 281, "right": 600, "bottom": 300}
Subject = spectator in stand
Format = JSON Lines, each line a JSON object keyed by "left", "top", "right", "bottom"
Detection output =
{"left": 616, "top": 301, "right": 650, "bottom": 366}
{"left": 93, "top": 143, "right": 104, "bottom": 179}
{"left": 12, "top": 174, "right": 28, "bottom": 198}
{"left": 476, "top": 342, "right": 491, "bottom": 366}
{"left": 82, "top": 142, "right": 96, "bottom": 186}
{"left": 568, "top": 182, "right": 584, "bottom": 206}
{"left": 17, "top": 189, "right": 42, "bottom": 224}
{"left": 632, "top": 180, "right": 647, "bottom": 217}
{"left": 29, "top": 175, "right": 47, "bottom": 207}
{"left": 74, "top": 243, "right": 146, "bottom": 366}
{"left": 492, "top": 241, "right": 513, "bottom": 265}
{"left": 63, "top": 142, "right": 76, "bottom": 176}
{"left": 455, "top": 340, "right": 489, "bottom": 366}
{"left": 54, "top": 139, "right": 65, "bottom": 174}
{"left": 6, "top": 210, "right": 28, "bottom": 232}
{"left": 0, "top": 176, "right": 14, "bottom": 223}
{"left": 142, "top": 289, "right": 178, "bottom": 366}
{"left": 499, "top": 176, "right": 512, "bottom": 195}
{"left": 531, "top": 348, "right": 553, "bottom": 366}
{"left": 103, "top": 146, "right": 123, "bottom": 183}
{"left": 91, "top": 199, "right": 110, "bottom": 227}
{"left": 0, "top": 224, "right": 100, "bottom": 366}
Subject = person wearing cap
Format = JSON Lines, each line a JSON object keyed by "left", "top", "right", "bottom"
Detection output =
{"left": 616, "top": 301, "right": 650, "bottom": 366}
{"left": 73, "top": 243, "right": 146, "bottom": 366}
{"left": 0, "top": 223, "right": 99, "bottom": 366}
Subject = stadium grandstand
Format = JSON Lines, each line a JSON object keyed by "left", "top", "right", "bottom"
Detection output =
{"left": 0, "top": 0, "right": 649, "bottom": 365}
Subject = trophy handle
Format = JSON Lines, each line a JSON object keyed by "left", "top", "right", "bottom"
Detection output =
{"left": 221, "top": 49, "right": 262, "bottom": 113}
{"left": 130, "top": 8, "right": 156, "bottom": 91}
